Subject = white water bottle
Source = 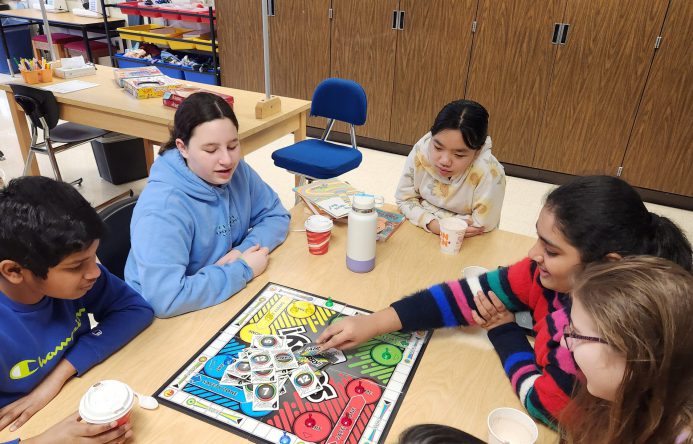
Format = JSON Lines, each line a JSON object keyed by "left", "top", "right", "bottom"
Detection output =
{"left": 346, "top": 194, "right": 377, "bottom": 273}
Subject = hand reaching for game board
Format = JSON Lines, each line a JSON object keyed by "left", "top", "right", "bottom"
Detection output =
{"left": 472, "top": 290, "right": 515, "bottom": 330}
{"left": 317, "top": 307, "right": 403, "bottom": 350}
{"left": 240, "top": 245, "right": 270, "bottom": 278}
{"left": 0, "top": 359, "right": 76, "bottom": 432}
{"left": 22, "top": 412, "right": 132, "bottom": 444}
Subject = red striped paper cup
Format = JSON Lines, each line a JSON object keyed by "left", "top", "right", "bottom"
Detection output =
{"left": 305, "top": 215, "right": 333, "bottom": 255}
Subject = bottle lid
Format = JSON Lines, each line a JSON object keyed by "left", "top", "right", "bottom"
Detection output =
{"left": 373, "top": 195, "right": 384, "bottom": 208}
{"left": 79, "top": 380, "right": 134, "bottom": 424}
{"left": 352, "top": 194, "right": 375, "bottom": 211}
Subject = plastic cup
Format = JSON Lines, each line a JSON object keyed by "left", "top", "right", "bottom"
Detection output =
{"left": 439, "top": 217, "right": 467, "bottom": 254}
{"left": 79, "top": 380, "right": 135, "bottom": 426}
{"left": 21, "top": 70, "right": 41, "bottom": 85}
{"left": 487, "top": 407, "right": 539, "bottom": 444}
{"left": 304, "top": 215, "right": 333, "bottom": 255}
{"left": 39, "top": 68, "right": 53, "bottom": 83}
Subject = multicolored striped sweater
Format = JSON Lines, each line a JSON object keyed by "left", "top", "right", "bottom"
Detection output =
{"left": 390, "top": 257, "right": 577, "bottom": 427}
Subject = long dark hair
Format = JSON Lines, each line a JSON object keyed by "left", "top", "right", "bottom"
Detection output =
{"left": 562, "top": 257, "right": 693, "bottom": 444}
{"left": 430, "top": 99, "right": 489, "bottom": 149}
{"left": 545, "top": 176, "right": 692, "bottom": 271}
{"left": 160, "top": 92, "right": 239, "bottom": 155}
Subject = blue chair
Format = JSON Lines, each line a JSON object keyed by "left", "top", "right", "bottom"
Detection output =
{"left": 271, "top": 78, "right": 367, "bottom": 186}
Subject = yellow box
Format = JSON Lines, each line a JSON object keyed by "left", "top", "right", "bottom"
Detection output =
{"left": 191, "top": 38, "right": 217, "bottom": 52}
{"left": 142, "top": 27, "right": 190, "bottom": 46}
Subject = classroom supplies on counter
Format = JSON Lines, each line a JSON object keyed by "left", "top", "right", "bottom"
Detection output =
{"left": 113, "top": 66, "right": 163, "bottom": 87}
{"left": 123, "top": 75, "right": 182, "bottom": 99}
{"left": 162, "top": 87, "right": 234, "bottom": 109}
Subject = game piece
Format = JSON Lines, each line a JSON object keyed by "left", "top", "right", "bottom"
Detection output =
{"left": 265, "top": 313, "right": 274, "bottom": 321}
{"left": 156, "top": 282, "right": 432, "bottom": 444}
{"left": 340, "top": 414, "right": 352, "bottom": 427}
{"left": 325, "top": 297, "right": 334, "bottom": 307}
{"left": 279, "top": 432, "right": 290, "bottom": 444}
{"left": 304, "top": 413, "right": 316, "bottom": 428}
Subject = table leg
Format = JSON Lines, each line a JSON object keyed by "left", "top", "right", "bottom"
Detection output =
{"left": 294, "top": 110, "right": 307, "bottom": 143}
{"left": 6, "top": 92, "right": 39, "bottom": 175}
{"left": 81, "top": 27, "right": 93, "bottom": 63}
{"left": 143, "top": 139, "right": 155, "bottom": 174}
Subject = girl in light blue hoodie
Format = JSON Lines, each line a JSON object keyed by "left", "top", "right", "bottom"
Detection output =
{"left": 125, "top": 93, "right": 290, "bottom": 318}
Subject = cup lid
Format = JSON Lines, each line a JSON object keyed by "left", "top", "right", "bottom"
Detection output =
{"left": 352, "top": 194, "right": 375, "bottom": 211}
{"left": 79, "top": 380, "right": 134, "bottom": 424}
{"left": 305, "top": 215, "right": 333, "bottom": 232}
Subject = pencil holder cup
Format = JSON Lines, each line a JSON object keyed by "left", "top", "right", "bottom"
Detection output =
{"left": 39, "top": 68, "right": 53, "bottom": 83}
{"left": 21, "top": 70, "right": 41, "bottom": 85}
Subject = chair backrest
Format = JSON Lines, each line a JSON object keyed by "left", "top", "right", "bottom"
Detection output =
{"left": 96, "top": 196, "right": 138, "bottom": 280}
{"left": 310, "top": 78, "right": 367, "bottom": 126}
{"left": 9, "top": 84, "right": 60, "bottom": 130}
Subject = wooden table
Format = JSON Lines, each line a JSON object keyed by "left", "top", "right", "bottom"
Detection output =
{"left": 0, "top": 66, "right": 311, "bottom": 176}
{"left": 0, "top": 205, "right": 557, "bottom": 443}
{"left": 0, "top": 9, "right": 125, "bottom": 71}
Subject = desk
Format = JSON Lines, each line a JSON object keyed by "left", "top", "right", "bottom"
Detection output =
{"left": 0, "top": 9, "right": 125, "bottom": 72}
{"left": 0, "top": 205, "right": 557, "bottom": 443}
{"left": 0, "top": 66, "right": 311, "bottom": 176}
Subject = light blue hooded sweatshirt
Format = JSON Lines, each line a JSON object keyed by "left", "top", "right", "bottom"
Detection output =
{"left": 124, "top": 149, "right": 290, "bottom": 318}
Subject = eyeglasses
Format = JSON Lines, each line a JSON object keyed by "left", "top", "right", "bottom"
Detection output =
{"left": 563, "top": 324, "right": 609, "bottom": 351}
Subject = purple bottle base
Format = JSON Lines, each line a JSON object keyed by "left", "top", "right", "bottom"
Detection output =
{"left": 346, "top": 256, "right": 375, "bottom": 273}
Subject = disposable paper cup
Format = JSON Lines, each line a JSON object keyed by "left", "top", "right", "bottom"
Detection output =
{"left": 79, "top": 380, "right": 135, "bottom": 426}
{"left": 439, "top": 217, "right": 467, "bottom": 254}
{"left": 487, "top": 407, "right": 539, "bottom": 444}
{"left": 305, "top": 215, "right": 333, "bottom": 255}
{"left": 463, "top": 266, "right": 489, "bottom": 279}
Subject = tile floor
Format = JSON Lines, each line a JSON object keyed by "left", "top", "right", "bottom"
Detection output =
{"left": 1, "top": 73, "right": 691, "bottom": 241}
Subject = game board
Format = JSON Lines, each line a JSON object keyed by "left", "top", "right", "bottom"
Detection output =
{"left": 156, "top": 283, "right": 431, "bottom": 444}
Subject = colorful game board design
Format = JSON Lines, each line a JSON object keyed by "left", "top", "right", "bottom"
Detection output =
{"left": 156, "top": 283, "right": 431, "bottom": 444}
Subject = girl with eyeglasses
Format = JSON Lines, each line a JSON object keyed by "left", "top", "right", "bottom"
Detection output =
{"left": 562, "top": 256, "right": 692, "bottom": 444}
{"left": 318, "top": 175, "right": 692, "bottom": 428}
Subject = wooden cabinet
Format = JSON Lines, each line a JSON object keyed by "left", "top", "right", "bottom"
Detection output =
{"left": 389, "top": 0, "right": 477, "bottom": 146}
{"left": 330, "top": 0, "right": 399, "bottom": 140}
{"left": 621, "top": 0, "right": 693, "bottom": 196}
{"left": 466, "top": 0, "right": 564, "bottom": 166}
{"left": 217, "top": 0, "right": 330, "bottom": 130}
{"left": 532, "top": 0, "right": 668, "bottom": 175}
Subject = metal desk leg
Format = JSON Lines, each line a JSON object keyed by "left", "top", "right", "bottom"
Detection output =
{"left": 81, "top": 27, "right": 94, "bottom": 63}
{"left": 0, "top": 19, "right": 15, "bottom": 76}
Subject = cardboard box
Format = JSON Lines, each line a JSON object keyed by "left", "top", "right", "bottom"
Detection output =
{"left": 123, "top": 76, "right": 182, "bottom": 99}
{"left": 162, "top": 87, "right": 234, "bottom": 109}
{"left": 53, "top": 64, "right": 96, "bottom": 79}
{"left": 113, "top": 66, "right": 163, "bottom": 87}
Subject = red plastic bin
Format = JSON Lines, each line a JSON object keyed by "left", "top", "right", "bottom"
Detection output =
{"left": 159, "top": 6, "right": 181, "bottom": 20}
{"left": 117, "top": 1, "right": 141, "bottom": 16}
{"left": 137, "top": 2, "right": 161, "bottom": 18}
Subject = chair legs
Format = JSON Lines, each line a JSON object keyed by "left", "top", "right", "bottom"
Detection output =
{"left": 24, "top": 140, "right": 83, "bottom": 186}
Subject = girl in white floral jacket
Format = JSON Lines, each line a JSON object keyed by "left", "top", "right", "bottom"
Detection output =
{"left": 395, "top": 100, "right": 505, "bottom": 237}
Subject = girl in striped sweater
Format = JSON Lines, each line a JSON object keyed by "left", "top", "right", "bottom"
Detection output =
{"left": 317, "top": 175, "right": 692, "bottom": 428}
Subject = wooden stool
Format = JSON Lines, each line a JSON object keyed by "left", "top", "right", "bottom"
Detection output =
{"left": 63, "top": 40, "right": 113, "bottom": 63}
{"left": 31, "top": 33, "right": 82, "bottom": 60}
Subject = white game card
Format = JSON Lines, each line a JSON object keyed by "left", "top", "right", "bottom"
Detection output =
{"left": 289, "top": 364, "right": 323, "bottom": 398}
{"left": 252, "top": 382, "right": 280, "bottom": 411}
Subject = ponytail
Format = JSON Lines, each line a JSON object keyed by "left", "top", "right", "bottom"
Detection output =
{"left": 646, "top": 213, "right": 692, "bottom": 272}
{"left": 545, "top": 176, "right": 692, "bottom": 271}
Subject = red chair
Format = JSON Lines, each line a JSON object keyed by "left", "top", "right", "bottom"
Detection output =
{"left": 64, "top": 40, "right": 113, "bottom": 63}
{"left": 31, "top": 33, "right": 81, "bottom": 59}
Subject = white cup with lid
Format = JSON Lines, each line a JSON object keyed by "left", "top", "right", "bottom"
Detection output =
{"left": 304, "top": 215, "right": 334, "bottom": 255}
{"left": 79, "top": 380, "right": 135, "bottom": 426}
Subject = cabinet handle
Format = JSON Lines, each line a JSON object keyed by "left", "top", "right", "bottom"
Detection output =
{"left": 392, "top": 10, "right": 399, "bottom": 30}
{"left": 399, "top": 10, "right": 405, "bottom": 30}
{"left": 560, "top": 23, "right": 570, "bottom": 44}
{"left": 551, "top": 23, "right": 561, "bottom": 44}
